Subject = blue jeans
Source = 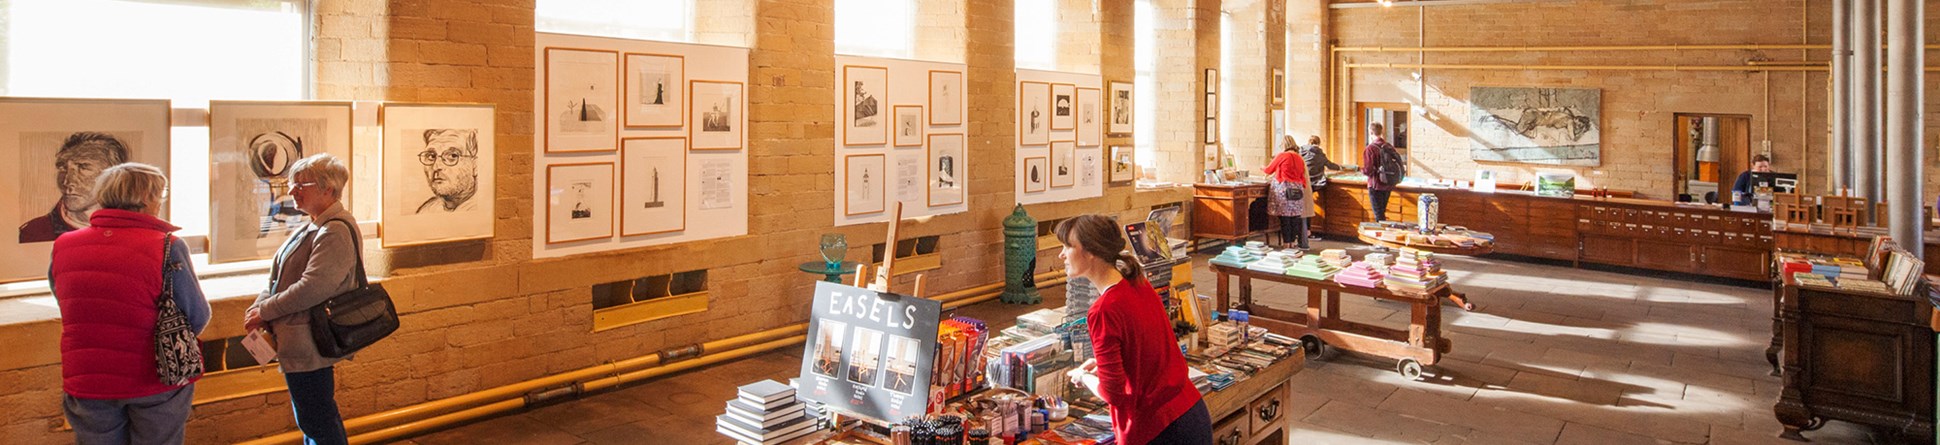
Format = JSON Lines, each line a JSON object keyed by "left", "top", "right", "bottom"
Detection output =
{"left": 63, "top": 383, "right": 194, "bottom": 445}
{"left": 285, "top": 368, "right": 348, "bottom": 445}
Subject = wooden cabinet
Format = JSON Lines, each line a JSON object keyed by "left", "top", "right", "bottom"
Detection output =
{"left": 1634, "top": 240, "right": 1698, "bottom": 272}
{"left": 1579, "top": 235, "right": 1635, "bottom": 265}
{"left": 1193, "top": 183, "right": 1277, "bottom": 245}
{"left": 1701, "top": 246, "right": 1771, "bottom": 281}
{"left": 1776, "top": 285, "right": 1935, "bottom": 443}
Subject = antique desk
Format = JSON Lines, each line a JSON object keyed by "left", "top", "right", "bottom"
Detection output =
{"left": 1773, "top": 283, "right": 1934, "bottom": 443}
{"left": 1192, "top": 182, "right": 1277, "bottom": 248}
{"left": 1210, "top": 263, "right": 1453, "bottom": 379}
{"left": 1762, "top": 228, "right": 1940, "bottom": 371}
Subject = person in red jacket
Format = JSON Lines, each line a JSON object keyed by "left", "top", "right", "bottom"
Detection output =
{"left": 50, "top": 163, "right": 209, "bottom": 445}
{"left": 1057, "top": 215, "right": 1210, "bottom": 445}
{"left": 1262, "top": 135, "right": 1313, "bottom": 249}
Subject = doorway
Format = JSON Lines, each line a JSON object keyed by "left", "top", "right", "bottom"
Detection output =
{"left": 1672, "top": 113, "right": 1752, "bottom": 204}
{"left": 1355, "top": 102, "right": 1411, "bottom": 159}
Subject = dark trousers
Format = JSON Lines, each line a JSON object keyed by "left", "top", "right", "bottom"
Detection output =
{"left": 1278, "top": 216, "right": 1308, "bottom": 249}
{"left": 285, "top": 367, "right": 348, "bottom": 445}
{"left": 1148, "top": 399, "right": 1213, "bottom": 445}
{"left": 1369, "top": 189, "right": 1393, "bottom": 222}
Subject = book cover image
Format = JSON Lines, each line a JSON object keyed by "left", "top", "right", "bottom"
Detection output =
{"left": 798, "top": 281, "right": 942, "bottom": 424}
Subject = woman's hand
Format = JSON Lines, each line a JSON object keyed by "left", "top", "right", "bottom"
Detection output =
{"left": 243, "top": 306, "right": 264, "bottom": 331}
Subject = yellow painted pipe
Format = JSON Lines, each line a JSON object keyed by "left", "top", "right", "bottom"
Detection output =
{"left": 1335, "top": 44, "right": 1940, "bottom": 53}
{"left": 348, "top": 399, "right": 525, "bottom": 445}
{"left": 580, "top": 336, "right": 808, "bottom": 393}
{"left": 1346, "top": 62, "right": 1827, "bottom": 72}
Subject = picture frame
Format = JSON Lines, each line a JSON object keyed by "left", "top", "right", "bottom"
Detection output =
{"left": 689, "top": 80, "right": 744, "bottom": 150}
{"left": 1050, "top": 83, "right": 1076, "bottom": 130}
{"left": 1204, "top": 68, "right": 1218, "bottom": 94}
{"left": 546, "top": 162, "right": 616, "bottom": 244}
{"left": 620, "top": 136, "right": 686, "bottom": 237}
{"left": 1205, "top": 118, "right": 1219, "bottom": 144}
{"left": 1079, "top": 151, "right": 1099, "bottom": 188}
{"left": 1109, "top": 145, "right": 1135, "bottom": 185}
{"left": 380, "top": 102, "right": 497, "bottom": 248}
{"left": 1050, "top": 142, "right": 1075, "bottom": 188}
{"left": 928, "top": 70, "right": 964, "bottom": 126}
{"left": 926, "top": 133, "right": 965, "bottom": 207}
{"left": 1205, "top": 92, "right": 1217, "bottom": 119}
{"left": 893, "top": 105, "right": 924, "bottom": 147}
{"left": 623, "top": 52, "right": 685, "bottom": 128}
{"left": 845, "top": 153, "right": 887, "bottom": 216}
{"left": 844, "top": 65, "right": 890, "bottom": 146}
{"left": 0, "top": 97, "right": 171, "bottom": 284}
{"left": 1271, "top": 68, "right": 1285, "bottom": 105}
{"left": 207, "top": 100, "right": 355, "bottom": 264}
{"left": 1018, "top": 81, "right": 1052, "bottom": 146}
{"left": 1108, "top": 81, "right": 1133, "bottom": 135}
{"left": 1023, "top": 156, "right": 1049, "bottom": 193}
{"left": 1076, "top": 87, "right": 1102, "bottom": 147}
{"left": 544, "top": 47, "right": 619, "bottom": 153}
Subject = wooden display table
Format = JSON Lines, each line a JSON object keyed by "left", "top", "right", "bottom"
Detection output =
{"left": 1773, "top": 283, "right": 1935, "bottom": 443}
{"left": 1210, "top": 263, "right": 1454, "bottom": 379}
{"left": 1192, "top": 182, "right": 1278, "bottom": 249}
{"left": 1355, "top": 231, "right": 1496, "bottom": 257}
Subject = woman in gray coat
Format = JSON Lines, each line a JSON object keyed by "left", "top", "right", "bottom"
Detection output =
{"left": 243, "top": 153, "right": 358, "bottom": 445}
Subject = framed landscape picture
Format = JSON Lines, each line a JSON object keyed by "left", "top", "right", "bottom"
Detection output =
{"left": 624, "top": 52, "right": 684, "bottom": 127}
{"left": 545, "top": 47, "right": 619, "bottom": 153}
{"left": 207, "top": 100, "right": 354, "bottom": 263}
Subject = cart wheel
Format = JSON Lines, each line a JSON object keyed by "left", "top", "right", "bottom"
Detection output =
{"left": 1397, "top": 358, "right": 1424, "bottom": 380}
{"left": 1300, "top": 335, "right": 1326, "bottom": 360}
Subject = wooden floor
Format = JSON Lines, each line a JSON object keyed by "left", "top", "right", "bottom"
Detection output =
{"left": 398, "top": 237, "right": 1882, "bottom": 444}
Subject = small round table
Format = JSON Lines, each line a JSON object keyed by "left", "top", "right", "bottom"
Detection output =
{"left": 798, "top": 261, "right": 863, "bottom": 283}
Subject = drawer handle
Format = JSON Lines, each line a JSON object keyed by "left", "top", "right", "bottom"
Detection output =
{"left": 1221, "top": 430, "right": 1245, "bottom": 445}
{"left": 1257, "top": 399, "right": 1282, "bottom": 423}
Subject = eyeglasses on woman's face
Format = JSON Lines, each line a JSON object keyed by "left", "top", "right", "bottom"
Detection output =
{"left": 418, "top": 149, "right": 476, "bottom": 166}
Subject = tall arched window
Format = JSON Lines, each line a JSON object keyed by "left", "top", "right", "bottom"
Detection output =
{"left": 537, "top": 0, "right": 693, "bottom": 42}
{"left": 1134, "top": 0, "right": 1157, "bottom": 169}
{"left": 836, "top": 0, "right": 916, "bottom": 58}
{"left": 1015, "top": 0, "right": 1058, "bottom": 70}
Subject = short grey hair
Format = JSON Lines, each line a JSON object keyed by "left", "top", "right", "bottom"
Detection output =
{"left": 94, "top": 163, "right": 168, "bottom": 212}
{"left": 290, "top": 153, "right": 350, "bottom": 197}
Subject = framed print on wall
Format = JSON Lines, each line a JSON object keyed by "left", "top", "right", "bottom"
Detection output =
{"left": 1076, "top": 87, "right": 1102, "bottom": 147}
{"left": 1018, "top": 81, "right": 1051, "bottom": 146}
{"left": 1023, "top": 156, "right": 1048, "bottom": 193}
{"left": 926, "top": 133, "right": 965, "bottom": 206}
{"left": 1204, "top": 68, "right": 1218, "bottom": 93}
{"left": 1109, "top": 145, "right": 1135, "bottom": 185}
{"left": 1205, "top": 93, "right": 1217, "bottom": 119}
{"left": 546, "top": 162, "right": 615, "bottom": 244}
{"left": 689, "top": 80, "right": 744, "bottom": 150}
{"left": 0, "top": 97, "right": 171, "bottom": 284}
{"left": 929, "top": 70, "right": 963, "bottom": 125}
{"left": 1050, "top": 142, "right": 1075, "bottom": 188}
{"left": 845, "top": 154, "right": 887, "bottom": 216}
{"left": 207, "top": 100, "right": 354, "bottom": 264}
{"left": 544, "top": 47, "right": 619, "bottom": 153}
{"left": 893, "top": 105, "right": 924, "bottom": 147}
{"left": 1108, "top": 81, "right": 1133, "bottom": 135}
{"left": 1079, "top": 151, "right": 1098, "bottom": 188}
{"left": 624, "top": 52, "right": 684, "bottom": 128}
{"left": 620, "top": 136, "right": 686, "bottom": 237}
{"left": 1205, "top": 118, "right": 1219, "bottom": 144}
{"left": 844, "top": 65, "right": 890, "bottom": 146}
{"left": 1050, "top": 83, "right": 1076, "bottom": 130}
{"left": 1271, "top": 68, "right": 1285, "bottom": 105}
{"left": 380, "top": 103, "right": 497, "bottom": 248}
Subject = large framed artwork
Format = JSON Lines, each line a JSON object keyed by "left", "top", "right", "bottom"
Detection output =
{"left": 1050, "top": 142, "right": 1075, "bottom": 188}
{"left": 926, "top": 133, "right": 965, "bottom": 207}
{"left": 544, "top": 47, "right": 619, "bottom": 153}
{"left": 1023, "top": 157, "right": 1048, "bottom": 193}
{"left": 620, "top": 137, "right": 686, "bottom": 237}
{"left": 1018, "top": 81, "right": 1051, "bottom": 146}
{"left": 0, "top": 97, "right": 170, "bottom": 283}
{"left": 893, "top": 105, "right": 924, "bottom": 147}
{"left": 1050, "top": 83, "right": 1076, "bottom": 130}
{"left": 207, "top": 100, "right": 354, "bottom": 264}
{"left": 380, "top": 103, "right": 497, "bottom": 248}
{"left": 546, "top": 162, "right": 615, "bottom": 244}
{"left": 690, "top": 80, "right": 744, "bottom": 150}
{"left": 1109, "top": 145, "right": 1135, "bottom": 185}
{"left": 1076, "top": 87, "right": 1102, "bottom": 147}
{"left": 928, "top": 70, "right": 963, "bottom": 125}
{"left": 844, "top": 65, "right": 890, "bottom": 146}
{"left": 1107, "top": 81, "right": 1133, "bottom": 135}
{"left": 1468, "top": 86, "right": 1602, "bottom": 166}
{"left": 624, "top": 52, "right": 684, "bottom": 128}
{"left": 845, "top": 154, "right": 886, "bottom": 216}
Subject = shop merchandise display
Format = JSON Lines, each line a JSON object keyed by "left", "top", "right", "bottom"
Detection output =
{"left": 1358, "top": 221, "right": 1495, "bottom": 250}
{"left": 1246, "top": 250, "right": 1297, "bottom": 274}
{"left": 1285, "top": 254, "right": 1342, "bottom": 281}
{"left": 1384, "top": 249, "right": 1446, "bottom": 295}
{"left": 717, "top": 380, "right": 820, "bottom": 444}
{"left": 1209, "top": 245, "right": 1258, "bottom": 268}
{"left": 1333, "top": 261, "right": 1386, "bottom": 289}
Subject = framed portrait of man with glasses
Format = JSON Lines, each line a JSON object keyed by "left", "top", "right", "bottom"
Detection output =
{"left": 381, "top": 103, "right": 497, "bottom": 248}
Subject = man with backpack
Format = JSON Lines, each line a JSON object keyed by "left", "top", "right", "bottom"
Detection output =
{"left": 1360, "top": 123, "right": 1404, "bottom": 222}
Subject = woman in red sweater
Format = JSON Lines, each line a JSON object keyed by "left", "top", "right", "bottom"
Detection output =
{"left": 1058, "top": 215, "right": 1211, "bottom": 445}
{"left": 1261, "top": 135, "right": 1313, "bottom": 249}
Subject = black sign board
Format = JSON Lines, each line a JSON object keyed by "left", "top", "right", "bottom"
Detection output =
{"left": 799, "top": 281, "right": 943, "bottom": 423}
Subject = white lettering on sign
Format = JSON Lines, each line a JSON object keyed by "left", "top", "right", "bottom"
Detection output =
{"left": 824, "top": 290, "right": 918, "bottom": 330}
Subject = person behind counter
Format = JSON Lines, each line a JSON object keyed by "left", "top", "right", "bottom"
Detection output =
{"left": 1729, "top": 154, "right": 1773, "bottom": 206}
{"left": 1262, "top": 135, "right": 1313, "bottom": 250}
{"left": 1058, "top": 215, "right": 1212, "bottom": 445}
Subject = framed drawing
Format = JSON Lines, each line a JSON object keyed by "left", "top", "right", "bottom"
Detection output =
{"left": 1271, "top": 68, "right": 1285, "bottom": 105}
{"left": 620, "top": 137, "right": 686, "bottom": 237}
{"left": 379, "top": 103, "right": 497, "bottom": 248}
{"left": 1050, "top": 83, "right": 1076, "bottom": 130}
{"left": 1023, "top": 157, "right": 1048, "bottom": 193}
{"left": 545, "top": 47, "right": 619, "bottom": 153}
{"left": 1107, "top": 81, "right": 1133, "bottom": 135}
{"left": 1204, "top": 68, "right": 1218, "bottom": 93}
{"left": 0, "top": 97, "right": 170, "bottom": 284}
{"left": 928, "top": 70, "right": 963, "bottom": 125}
{"left": 926, "top": 133, "right": 965, "bottom": 206}
{"left": 207, "top": 100, "right": 354, "bottom": 264}
{"left": 1468, "top": 86, "right": 1602, "bottom": 166}
{"left": 844, "top": 65, "right": 890, "bottom": 146}
{"left": 1018, "top": 81, "right": 1051, "bottom": 146}
{"left": 845, "top": 154, "right": 886, "bottom": 216}
{"left": 1079, "top": 151, "right": 1098, "bottom": 188}
{"left": 546, "top": 162, "right": 615, "bottom": 244}
{"left": 689, "top": 80, "right": 744, "bottom": 150}
{"left": 1050, "top": 142, "right": 1075, "bottom": 188}
{"left": 1076, "top": 87, "right": 1102, "bottom": 147}
{"left": 895, "top": 155, "right": 921, "bottom": 204}
{"left": 624, "top": 52, "right": 684, "bottom": 128}
{"left": 1204, "top": 118, "right": 1219, "bottom": 144}
{"left": 1205, "top": 93, "right": 1217, "bottom": 119}
{"left": 1109, "top": 146, "right": 1135, "bottom": 185}
{"left": 893, "top": 105, "right": 924, "bottom": 147}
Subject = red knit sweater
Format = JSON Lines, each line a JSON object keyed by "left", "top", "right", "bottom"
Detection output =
{"left": 1087, "top": 277, "right": 1202, "bottom": 445}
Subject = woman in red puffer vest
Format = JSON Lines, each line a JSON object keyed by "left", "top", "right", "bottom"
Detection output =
{"left": 50, "top": 163, "right": 209, "bottom": 445}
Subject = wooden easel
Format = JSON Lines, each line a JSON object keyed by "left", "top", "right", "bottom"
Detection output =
{"left": 853, "top": 202, "right": 926, "bottom": 298}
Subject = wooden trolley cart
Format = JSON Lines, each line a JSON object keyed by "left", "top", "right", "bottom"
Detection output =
{"left": 1210, "top": 263, "right": 1454, "bottom": 379}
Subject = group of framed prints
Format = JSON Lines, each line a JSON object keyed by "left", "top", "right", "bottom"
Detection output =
{"left": 1204, "top": 68, "right": 1219, "bottom": 144}
{"left": 834, "top": 56, "right": 970, "bottom": 227}
{"left": 1015, "top": 69, "right": 1109, "bottom": 206}
{"left": 532, "top": 32, "right": 749, "bottom": 259}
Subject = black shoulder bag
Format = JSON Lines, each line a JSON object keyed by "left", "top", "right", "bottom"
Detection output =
{"left": 309, "top": 218, "right": 399, "bottom": 359}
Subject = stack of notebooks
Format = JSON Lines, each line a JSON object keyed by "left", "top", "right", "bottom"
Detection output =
{"left": 1211, "top": 245, "right": 1260, "bottom": 268}
{"left": 1206, "top": 322, "right": 1243, "bottom": 352}
{"left": 1247, "top": 251, "right": 1296, "bottom": 275}
{"left": 1334, "top": 261, "right": 1386, "bottom": 289}
{"left": 1319, "top": 249, "right": 1353, "bottom": 269}
{"left": 717, "top": 380, "right": 818, "bottom": 445}
{"left": 1384, "top": 249, "right": 1446, "bottom": 295}
{"left": 1285, "top": 254, "right": 1341, "bottom": 281}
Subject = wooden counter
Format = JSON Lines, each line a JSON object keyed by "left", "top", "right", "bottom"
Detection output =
{"left": 1772, "top": 226, "right": 1940, "bottom": 276}
{"left": 1193, "top": 182, "right": 1278, "bottom": 247}
{"left": 1774, "top": 283, "right": 1935, "bottom": 443}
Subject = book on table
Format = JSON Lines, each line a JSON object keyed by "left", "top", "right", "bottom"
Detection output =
{"left": 725, "top": 399, "right": 806, "bottom": 426}
{"left": 715, "top": 414, "right": 817, "bottom": 444}
{"left": 736, "top": 379, "right": 796, "bottom": 408}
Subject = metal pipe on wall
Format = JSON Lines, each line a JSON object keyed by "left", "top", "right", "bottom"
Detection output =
{"left": 1885, "top": 0, "right": 1926, "bottom": 257}
{"left": 1831, "top": 0, "right": 1852, "bottom": 193}
{"left": 1854, "top": 0, "right": 1881, "bottom": 210}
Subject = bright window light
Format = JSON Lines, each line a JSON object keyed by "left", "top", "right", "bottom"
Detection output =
{"left": 1134, "top": 0, "right": 1156, "bottom": 168}
{"left": 836, "top": 0, "right": 915, "bottom": 58}
{"left": 1015, "top": 0, "right": 1057, "bottom": 70}
{"left": 537, "top": 0, "right": 691, "bottom": 42}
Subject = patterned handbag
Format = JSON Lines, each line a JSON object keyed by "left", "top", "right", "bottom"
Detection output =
{"left": 154, "top": 235, "right": 203, "bottom": 386}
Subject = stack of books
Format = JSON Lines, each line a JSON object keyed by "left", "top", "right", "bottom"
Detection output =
{"left": 1880, "top": 249, "right": 1927, "bottom": 296}
{"left": 717, "top": 380, "right": 818, "bottom": 445}
{"left": 1319, "top": 249, "right": 1352, "bottom": 268}
{"left": 1210, "top": 245, "right": 1260, "bottom": 268}
{"left": 1285, "top": 255, "right": 1341, "bottom": 281}
{"left": 1247, "top": 251, "right": 1296, "bottom": 275}
{"left": 1794, "top": 272, "right": 1835, "bottom": 287}
{"left": 1206, "top": 322, "right": 1243, "bottom": 351}
{"left": 1384, "top": 249, "right": 1446, "bottom": 295}
{"left": 1333, "top": 261, "right": 1386, "bottom": 289}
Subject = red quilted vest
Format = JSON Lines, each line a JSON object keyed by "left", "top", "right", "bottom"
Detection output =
{"left": 50, "top": 209, "right": 189, "bottom": 399}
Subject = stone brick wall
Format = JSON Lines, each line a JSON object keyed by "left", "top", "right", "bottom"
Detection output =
{"left": 1148, "top": 0, "right": 1208, "bottom": 183}
{"left": 1223, "top": 0, "right": 1273, "bottom": 170}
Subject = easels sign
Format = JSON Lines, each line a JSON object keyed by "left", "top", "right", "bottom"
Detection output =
{"left": 799, "top": 281, "right": 943, "bottom": 424}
